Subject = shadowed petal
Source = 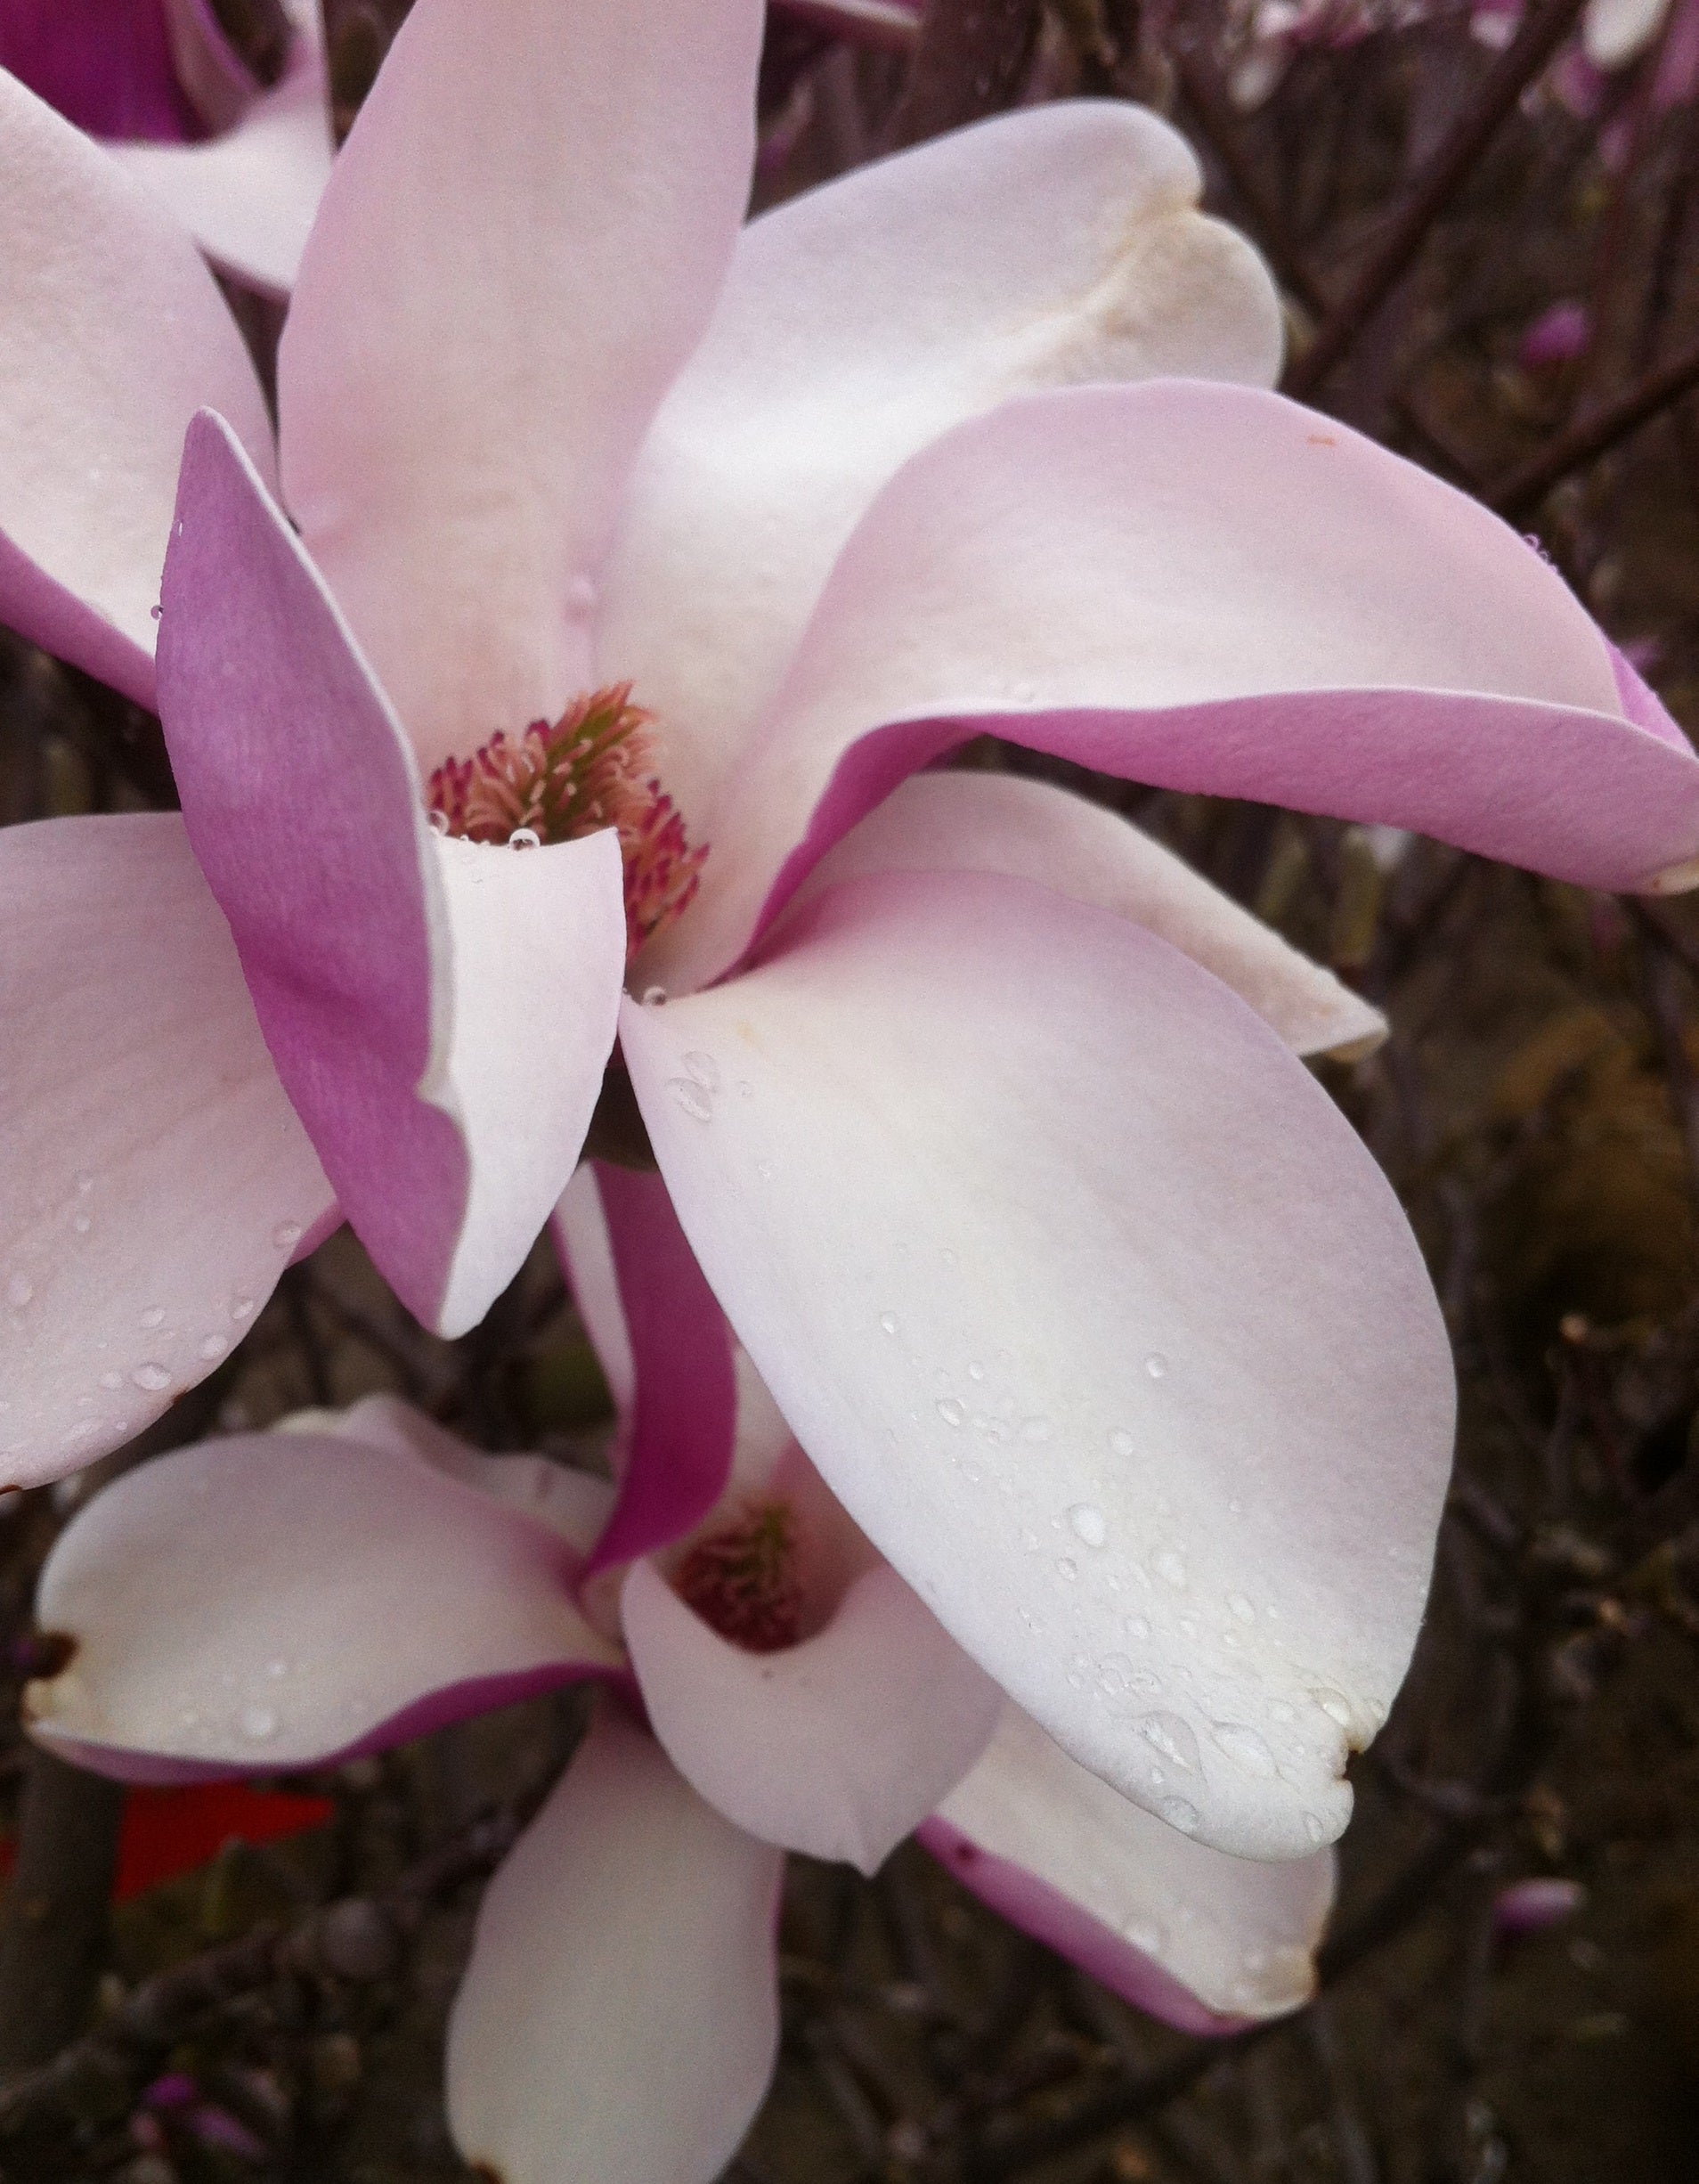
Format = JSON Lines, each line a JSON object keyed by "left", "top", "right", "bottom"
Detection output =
{"left": 0, "top": 68, "right": 272, "bottom": 705}
{"left": 555, "top": 1165, "right": 739, "bottom": 1575}
{"left": 0, "top": 814, "right": 333, "bottom": 1489}
{"left": 646, "top": 383, "right": 1699, "bottom": 991}
{"left": 599, "top": 99, "right": 1280, "bottom": 830}
{"left": 159, "top": 414, "right": 626, "bottom": 1337}
{"left": 623, "top": 1556, "right": 1001, "bottom": 1871}
{"left": 923, "top": 1706, "right": 1335, "bottom": 2031}
{"left": 447, "top": 1704, "right": 783, "bottom": 2184}
{"left": 792, "top": 770, "right": 1385, "bottom": 1058}
{"left": 623, "top": 868, "right": 1455, "bottom": 1860}
{"left": 0, "top": 0, "right": 192, "bottom": 138}
{"left": 28, "top": 1419, "right": 619, "bottom": 1781}
{"left": 279, "top": 0, "right": 764, "bottom": 773}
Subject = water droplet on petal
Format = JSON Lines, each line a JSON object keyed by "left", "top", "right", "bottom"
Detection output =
{"left": 936, "top": 1396, "right": 965, "bottom": 1428}
{"left": 75, "top": 1172, "right": 94, "bottom": 1194}
{"left": 139, "top": 1306, "right": 166, "bottom": 1331}
{"left": 641, "top": 985, "right": 668, "bottom": 1006}
{"left": 1145, "top": 1352, "right": 1169, "bottom": 1380}
{"left": 1154, "top": 1550, "right": 1188, "bottom": 1588}
{"left": 131, "top": 1363, "right": 171, "bottom": 1391}
{"left": 879, "top": 1312, "right": 899, "bottom": 1337}
{"left": 265, "top": 1658, "right": 289, "bottom": 1680}
{"left": 1124, "top": 1612, "right": 1150, "bottom": 1639}
{"left": 272, "top": 1221, "right": 303, "bottom": 1251}
{"left": 5, "top": 1275, "right": 32, "bottom": 1308}
{"left": 1212, "top": 1723, "right": 1278, "bottom": 1777}
{"left": 71, "top": 1214, "right": 91, "bottom": 1235}
{"left": 238, "top": 1704, "right": 278, "bottom": 1741}
{"left": 1055, "top": 1556, "right": 1077, "bottom": 1581}
{"left": 1068, "top": 1503, "right": 1108, "bottom": 1548}
{"left": 508, "top": 826, "right": 541, "bottom": 850}
{"left": 1107, "top": 1428, "right": 1136, "bottom": 1458}
{"left": 1096, "top": 1652, "right": 1134, "bottom": 1696}
{"left": 665, "top": 1078, "right": 714, "bottom": 1122}
{"left": 1312, "top": 1689, "right": 1353, "bottom": 1727}
{"left": 1158, "top": 1795, "right": 1201, "bottom": 1834}
{"left": 1227, "top": 1593, "right": 1256, "bottom": 1623}
{"left": 427, "top": 809, "right": 451, "bottom": 835}
{"left": 1303, "top": 1811, "right": 1327, "bottom": 1844}
{"left": 682, "top": 1050, "right": 720, "bottom": 1092}
{"left": 231, "top": 1295, "right": 256, "bottom": 1322}
{"left": 198, "top": 1334, "right": 228, "bottom": 1362}
{"left": 1138, "top": 1711, "right": 1200, "bottom": 1772}
{"left": 1123, "top": 1914, "right": 1166, "bottom": 1955}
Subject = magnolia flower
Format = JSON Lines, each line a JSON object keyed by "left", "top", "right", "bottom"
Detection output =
{"left": 28, "top": 1169, "right": 1336, "bottom": 2184}
{"left": 6, "top": 0, "right": 1699, "bottom": 1862}
{"left": 0, "top": 0, "right": 330, "bottom": 294}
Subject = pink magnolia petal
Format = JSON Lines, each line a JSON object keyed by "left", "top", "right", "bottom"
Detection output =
{"left": 0, "top": 814, "right": 333, "bottom": 1489}
{"left": 28, "top": 1418, "right": 619, "bottom": 1781}
{"left": 600, "top": 101, "right": 1280, "bottom": 838}
{"left": 922, "top": 1706, "right": 1334, "bottom": 2031}
{"left": 555, "top": 1165, "right": 739, "bottom": 1574}
{"left": 447, "top": 1704, "right": 783, "bottom": 2184}
{"left": 158, "top": 414, "right": 625, "bottom": 1337}
{"left": 278, "top": 0, "right": 764, "bottom": 774}
{"left": 0, "top": 0, "right": 193, "bottom": 139}
{"left": 110, "top": 59, "right": 333, "bottom": 298}
{"left": 622, "top": 1556, "right": 1000, "bottom": 1872}
{"left": 648, "top": 383, "right": 1699, "bottom": 991}
{"left": 622, "top": 869, "right": 1455, "bottom": 1861}
{"left": 792, "top": 771, "right": 1385, "bottom": 1058}
{"left": 0, "top": 69, "right": 272, "bottom": 705}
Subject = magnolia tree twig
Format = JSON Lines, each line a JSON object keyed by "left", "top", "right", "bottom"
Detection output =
{"left": 884, "top": 0, "right": 1042, "bottom": 148}
{"left": 0, "top": 1750, "right": 123, "bottom": 2074}
{"left": 1492, "top": 336, "right": 1699, "bottom": 517}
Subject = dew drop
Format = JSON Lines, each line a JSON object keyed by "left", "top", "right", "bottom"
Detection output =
{"left": 265, "top": 1658, "right": 289, "bottom": 1680}
{"left": 936, "top": 1396, "right": 965, "bottom": 1428}
{"left": 879, "top": 1312, "right": 899, "bottom": 1337}
{"left": 641, "top": 985, "right": 668, "bottom": 1006}
{"left": 1137, "top": 1711, "right": 1200, "bottom": 1772}
{"left": 150, "top": 603, "right": 162, "bottom": 622}
{"left": 1154, "top": 1549, "right": 1188, "bottom": 1588}
{"left": 197, "top": 1334, "right": 229, "bottom": 1362}
{"left": 1055, "top": 1556, "right": 1078, "bottom": 1582}
{"left": 1227, "top": 1593, "right": 1256, "bottom": 1624}
{"left": 755, "top": 1160, "right": 775, "bottom": 1181}
{"left": 1312, "top": 1689, "right": 1353, "bottom": 1727}
{"left": 1107, "top": 1427, "right": 1136, "bottom": 1458}
{"left": 1211, "top": 1723, "right": 1278, "bottom": 1777}
{"left": 131, "top": 1363, "right": 171, "bottom": 1391}
{"left": 272, "top": 1220, "right": 303, "bottom": 1251}
{"left": 72, "top": 1214, "right": 91, "bottom": 1235}
{"left": 75, "top": 1172, "right": 94, "bottom": 1194}
{"left": 427, "top": 808, "right": 451, "bottom": 836}
{"left": 1145, "top": 1352, "right": 1169, "bottom": 1380}
{"left": 139, "top": 1306, "right": 166, "bottom": 1330}
{"left": 238, "top": 1704, "right": 278, "bottom": 1742}
{"left": 5, "top": 1275, "right": 32, "bottom": 1308}
{"left": 1123, "top": 1612, "right": 1150, "bottom": 1640}
{"left": 1122, "top": 1913, "right": 1166, "bottom": 1956}
{"left": 231, "top": 1295, "right": 256, "bottom": 1322}
{"left": 1303, "top": 1811, "right": 1327, "bottom": 1845}
{"left": 508, "top": 826, "right": 541, "bottom": 851}
{"left": 1068, "top": 1502, "right": 1108, "bottom": 1548}
{"left": 665, "top": 1078, "right": 714, "bottom": 1122}
{"left": 1158, "top": 1795, "right": 1201, "bottom": 1834}
{"left": 682, "top": 1051, "right": 721, "bottom": 1093}
{"left": 736, "top": 1080, "right": 753, "bottom": 1099}
{"left": 967, "top": 1360, "right": 986, "bottom": 1381}
{"left": 1096, "top": 1652, "right": 1134, "bottom": 1696}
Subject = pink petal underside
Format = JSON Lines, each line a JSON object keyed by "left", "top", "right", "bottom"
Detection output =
{"left": 622, "top": 868, "right": 1456, "bottom": 1861}
{"left": 922, "top": 1705, "right": 1335, "bottom": 2030}
{"left": 554, "top": 1165, "right": 739, "bottom": 1577}
{"left": 0, "top": 0, "right": 194, "bottom": 139}
{"left": 0, "top": 814, "right": 334, "bottom": 1491}
{"left": 642, "top": 381, "right": 1699, "bottom": 994}
{"left": 158, "top": 414, "right": 625, "bottom": 1339}
{"left": 0, "top": 68, "right": 272, "bottom": 707}
{"left": 598, "top": 99, "right": 1280, "bottom": 844}
{"left": 28, "top": 1419, "right": 619, "bottom": 1781}
{"left": 622, "top": 1555, "right": 1001, "bottom": 1872}
{"left": 790, "top": 770, "right": 1385, "bottom": 1058}
{"left": 110, "top": 55, "right": 333, "bottom": 298}
{"left": 446, "top": 1703, "right": 784, "bottom": 2184}
{"left": 277, "top": 0, "right": 765, "bottom": 775}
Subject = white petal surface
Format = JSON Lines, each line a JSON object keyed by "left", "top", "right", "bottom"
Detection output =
{"left": 623, "top": 1557, "right": 1001, "bottom": 1872}
{"left": 924, "top": 1706, "right": 1335, "bottom": 2027}
{"left": 598, "top": 99, "right": 1280, "bottom": 830}
{"left": 279, "top": 0, "right": 764, "bottom": 772}
{"left": 448, "top": 1705, "right": 784, "bottom": 2184}
{"left": 0, "top": 815, "right": 333, "bottom": 1489}
{"left": 111, "top": 60, "right": 333, "bottom": 297}
{"left": 29, "top": 1422, "right": 618, "bottom": 1779}
{"left": 793, "top": 771, "right": 1385, "bottom": 1057}
{"left": 0, "top": 68, "right": 273, "bottom": 704}
{"left": 623, "top": 869, "right": 1455, "bottom": 1859}
{"left": 1584, "top": 0, "right": 1669, "bottom": 66}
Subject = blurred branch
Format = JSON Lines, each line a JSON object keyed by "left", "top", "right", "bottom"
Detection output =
{"left": 884, "top": 0, "right": 1041, "bottom": 147}
{"left": 1492, "top": 336, "right": 1699, "bottom": 517}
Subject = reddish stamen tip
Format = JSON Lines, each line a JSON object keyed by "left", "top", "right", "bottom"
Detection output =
{"left": 673, "top": 1499, "right": 803, "bottom": 1653}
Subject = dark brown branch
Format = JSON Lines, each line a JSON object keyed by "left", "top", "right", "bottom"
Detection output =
{"left": 1492, "top": 336, "right": 1699, "bottom": 517}
{"left": 1172, "top": 41, "right": 1329, "bottom": 318}
{"left": 0, "top": 1750, "right": 123, "bottom": 2073}
{"left": 1284, "top": 0, "right": 1591, "bottom": 400}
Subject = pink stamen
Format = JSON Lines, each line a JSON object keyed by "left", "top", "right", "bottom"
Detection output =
{"left": 426, "top": 683, "right": 707, "bottom": 955}
{"left": 673, "top": 1499, "right": 803, "bottom": 1654}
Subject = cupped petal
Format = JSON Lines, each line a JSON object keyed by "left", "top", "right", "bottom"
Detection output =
{"left": 622, "top": 1556, "right": 1000, "bottom": 1873}
{"left": 0, "top": 0, "right": 193, "bottom": 138}
{"left": 555, "top": 1165, "right": 739, "bottom": 1574}
{"left": 28, "top": 1419, "right": 619, "bottom": 1781}
{"left": 110, "top": 59, "right": 332, "bottom": 298}
{"left": 598, "top": 100, "right": 1280, "bottom": 835}
{"left": 0, "top": 68, "right": 273, "bottom": 705}
{"left": 922, "top": 1705, "right": 1335, "bottom": 2031}
{"left": 278, "top": 0, "right": 764, "bottom": 774}
{"left": 622, "top": 868, "right": 1455, "bottom": 1860}
{"left": 791, "top": 770, "right": 1385, "bottom": 1059}
{"left": 158, "top": 413, "right": 626, "bottom": 1338}
{"left": 647, "top": 382, "right": 1699, "bottom": 991}
{"left": 0, "top": 813, "right": 333, "bottom": 1489}
{"left": 447, "top": 1703, "right": 783, "bottom": 2184}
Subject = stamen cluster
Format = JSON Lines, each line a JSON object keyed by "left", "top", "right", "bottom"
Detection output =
{"left": 673, "top": 1499, "right": 804, "bottom": 1654}
{"left": 426, "top": 683, "right": 706, "bottom": 954}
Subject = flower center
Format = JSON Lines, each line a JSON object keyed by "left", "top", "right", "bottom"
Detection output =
{"left": 672, "top": 1498, "right": 803, "bottom": 1653}
{"left": 426, "top": 683, "right": 706, "bottom": 956}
